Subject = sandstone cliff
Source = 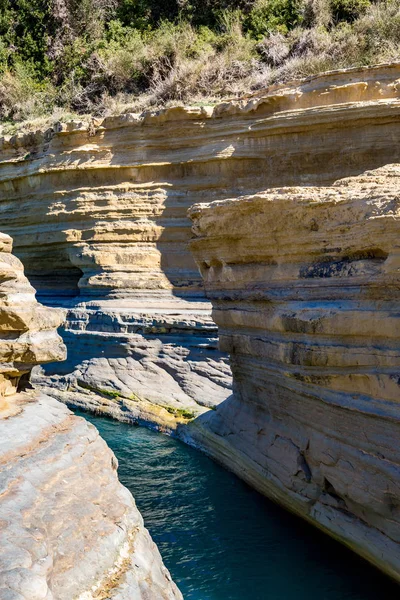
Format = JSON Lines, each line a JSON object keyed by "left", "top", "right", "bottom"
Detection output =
{"left": 0, "top": 231, "right": 65, "bottom": 402}
{"left": 1, "top": 64, "right": 400, "bottom": 298}
{"left": 188, "top": 164, "right": 400, "bottom": 582}
{"left": 0, "top": 234, "right": 182, "bottom": 599}
{"left": 1, "top": 64, "right": 400, "bottom": 426}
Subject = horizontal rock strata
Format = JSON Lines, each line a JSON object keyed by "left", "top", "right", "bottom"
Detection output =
{"left": 35, "top": 297, "right": 231, "bottom": 430}
{"left": 188, "top": 164, "right": 400, "bottom": 581}
{"left": 1, "top": 64, "right": 399, "bottom": 299}
{"left": 0, "top": 233, "right": 182, "bottom": 599}
{"left": 1, "top": 64, "right": 400, "bottom": 424}
{"left": 0, "top": 232, "right": 65, "bottom": 401}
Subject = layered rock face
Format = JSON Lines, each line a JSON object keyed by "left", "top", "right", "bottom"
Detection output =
{"left": 1, "top": 64, "right": 400, "bottom": 298}
{"left": 35, "top": 297, "right": 231, "bottom": 430}
{"left": 188, "top": 164, "right": 400, "bottom": 581}
{"left": 0, "top": 232, "right": 65, "bottom": 401}
{"left": 0, "top": 235, "right": 182, "bottom": 599}
{"left": 1, "top": 64, "right": 400, "bottom": 424}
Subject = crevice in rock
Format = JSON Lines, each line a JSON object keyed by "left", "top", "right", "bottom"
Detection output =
{"left": 322, "top": 477, "right": 348, "bottom": 511}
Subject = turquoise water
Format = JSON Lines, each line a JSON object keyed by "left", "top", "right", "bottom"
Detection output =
{"left": 78, "top": 412, "right": 398, "bottom": 600}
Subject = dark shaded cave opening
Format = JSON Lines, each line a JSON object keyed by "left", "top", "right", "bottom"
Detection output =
{"left": 29, "top": 265, "right": 83, "bottom": 302}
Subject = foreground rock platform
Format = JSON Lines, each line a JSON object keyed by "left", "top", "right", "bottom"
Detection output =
{"left": 0, "top": 392, "right": 182, "bottom": 600}
{"left": 1, "top": 64, "right": 400, "bottom": 423}
{"left": 188, "top": 164, "right": 400, "bottom": 582}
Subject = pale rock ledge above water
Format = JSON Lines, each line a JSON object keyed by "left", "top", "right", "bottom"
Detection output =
{"left": 0, "top": 393, "right": 182, "bottom": 600}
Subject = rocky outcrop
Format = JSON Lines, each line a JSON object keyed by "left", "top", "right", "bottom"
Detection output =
{"left": 188, "top": 164, "right": 400, "bottom": 582}
{"left": 1, "top": 63, "right": 400, "bottom": 586}
{"left": 1, "top": 64, "right": 400, "bottom": 425}
{"left": 0, "top": 231, "right": 65, "bottom": 401}
{"left": 1, "top": 394, "right": 182, "bottom": 600}
{"left": 0, "top": 234, "right": 182, "bottom": 599}
{"left": 35, "top": 297, "right": 231, "bottom": 431}
{"left": 1, "top": 64, "right": 400, "bottom": 298}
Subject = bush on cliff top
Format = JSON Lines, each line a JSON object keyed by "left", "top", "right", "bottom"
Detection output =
{"left": 0, "top": 0, "right": 399, "bottom": 130}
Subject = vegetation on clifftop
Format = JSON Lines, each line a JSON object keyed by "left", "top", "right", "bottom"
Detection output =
{"left": 0, "top": 0, "right": 399, "bottom": 130}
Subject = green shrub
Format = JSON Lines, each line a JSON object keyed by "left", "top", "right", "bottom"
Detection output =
{"left": 116, "top": 0, "right": 253, "bottom": 30}
{"left": 0, "top": 0, "right": 400, "bottom": 129}
{"left": 97, "top": 27, "right": 147, "bottom": 92}
{"left": 330, "top": 0, "right": 370, "bottom": 23}
{"left": 245, "top": 0, "right": 304, "bottom": 37}
{"left": 162, "top": 405, "right": 196, "bottom": 420}
{"left": 355, "top": 0, "right": 400, "bottom": 43}
{"left": 7, "top": 0, "right": 54, "bottom": 76}
{"left": 0, "top": 62, "right": 56, "bottom": 121}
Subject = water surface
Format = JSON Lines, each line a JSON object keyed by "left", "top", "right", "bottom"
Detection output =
{"left": 78, "top": 412, "right": 398, "bottom": 600}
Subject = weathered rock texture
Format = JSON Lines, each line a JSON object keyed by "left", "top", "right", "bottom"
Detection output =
{"left": 0, "top": 232, "right": 65, "bottom": 400}
{"left": 35, "top": 297, "right": 231, "bottom": 431}
{"left": 0, "top": 234, "right": 182, "bottom": 599}
{"left": 188, "top": 164, "right": 400, "bottom": 582}
{"left": 0, "top": 393, "right": 182, "bottom": 600}
{"left": 1, "top": 64, "right": 400, "bottom": 298}
{"left": 1, "top": 63, "right": 400, "bottom": 424}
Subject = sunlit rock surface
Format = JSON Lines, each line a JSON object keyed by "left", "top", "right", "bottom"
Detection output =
{"left": 0, "top": 231, "right": 65, "bottom": 399}
{"left": 1, "top": 64, "right": 400, "bottom": 425}
{"left": 1, "top": 64, "right": 400, "bottom": 298}
{"left": 188, "top": 164, "right": 400, "bottom": 582}
{"left": 0, "top": 234, "right": 182, "bottom": 600}
{"left": 0, "top": 394, "right": 182, "bottom": 600}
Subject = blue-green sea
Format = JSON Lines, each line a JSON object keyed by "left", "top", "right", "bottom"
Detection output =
{"left": 77, "top": 412, "right": 398, "bottom": 600}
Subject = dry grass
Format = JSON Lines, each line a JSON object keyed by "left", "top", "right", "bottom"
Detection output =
{"left": 1, "top": 0, "right": 400, "bottom": 133}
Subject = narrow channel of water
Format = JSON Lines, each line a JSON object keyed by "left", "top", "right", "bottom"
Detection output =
{"left": 77, "top": 412, "right": 398, "bottom": 600}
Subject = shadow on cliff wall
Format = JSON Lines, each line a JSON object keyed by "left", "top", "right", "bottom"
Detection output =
{"left": 32, "top": 111, "right": 400, "bottom": 397}
{"left": 39, "top": 328, "right": 228, "bottom": 396}
{"left": 34, "top": 265, "right": 84, "bottom": 300}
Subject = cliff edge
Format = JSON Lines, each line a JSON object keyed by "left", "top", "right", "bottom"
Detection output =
{"left": 189, "top": 164, "right": 400, "bottom": 582}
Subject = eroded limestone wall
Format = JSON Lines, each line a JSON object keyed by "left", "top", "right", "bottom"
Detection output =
{"left": 1, "top": 63, "right": 400, "bottom": 428}
{"left": 1, "top": 64, "right": 400, "bottom": 298}
{"left": 188, "top": 165, "right": 400, "bottom": 581}
{"left": 0, "top": 231, "right": 65, "bottom": 400}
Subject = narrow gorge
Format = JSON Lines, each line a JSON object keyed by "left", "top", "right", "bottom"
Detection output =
{"left": 1, "top": 62, "right": 400, "bottom": 592}
{"left": 0, "top": 233, "right": 182, "bottom": 599}
{"left": 1, "top": 63, "right": 400, "bottom": 429}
